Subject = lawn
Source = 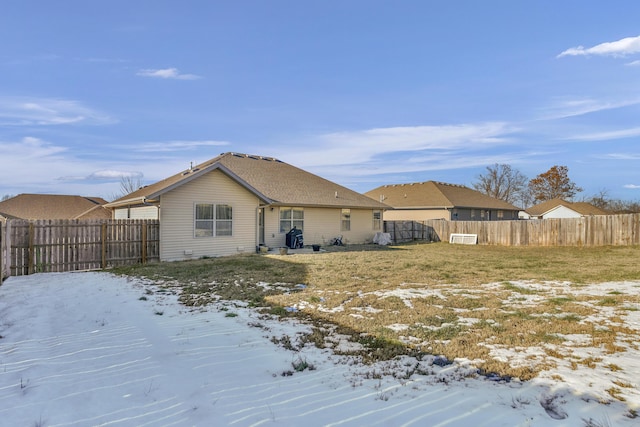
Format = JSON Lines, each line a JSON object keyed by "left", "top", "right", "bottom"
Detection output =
{"left": 113, "top": 243, "right": 640, "bottom": 384}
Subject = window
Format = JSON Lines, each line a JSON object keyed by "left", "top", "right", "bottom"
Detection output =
{"left": 216, "top": 204, "right": 233, "bottom": 236}
{"left": 471, "top": 209, "right": 476, "bottom": 220}
{"left": 341, "top": 209, "right": 351, "bottom": 231}
{"left": 497, "top": 210, "right": 504, "bottom": 219}
{"left": 195, "top": 203, "right": 233, "bottom": 237}
{"left": 195, "top": 204, "right": 214, "bottom": 237}
{"left": 280, "top": 207, "right": 304, "bottom": 233}
{"left": 373, "top": 210, "right": 382, "bottom": 230}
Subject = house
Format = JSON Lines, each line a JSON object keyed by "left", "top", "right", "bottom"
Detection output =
{"left": 524, "top": 199, "right": 608, "bottom": 219}
{"left": 0, "top": 194, "right": 111, "bottom": 220}
{"left": 364, "top": 181, "right": 520, "bottom": 221}
{"left": 105, "top": 152, "right": 389, "bottom": 261}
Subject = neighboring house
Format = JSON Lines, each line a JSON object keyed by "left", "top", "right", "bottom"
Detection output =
{"left": 524, "top": 199, "right": 608, "bottom": 219}
{"left": 0, "top": 211, "right": 18, "bottom": 221}
{"left": 0, "top": 194, "right": 111, "bottom": 220}
{"left": 105, "top": 152, "right": 389, "bottom": 261}
{"left": 364, "top": 181, "right": 520, "bottom": 221}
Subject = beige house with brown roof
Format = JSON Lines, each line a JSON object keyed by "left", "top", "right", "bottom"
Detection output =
{"left": 364, "top": 181, "right": 520, "bottom": 221}
{"left": 106, "top": 152, "right": 388, "bottom": 261}
{"left": 0, "top": 194, "right": 111, "bottom": 220}
{"left": 524, "top": 199, "right": 607, "bottom": 219}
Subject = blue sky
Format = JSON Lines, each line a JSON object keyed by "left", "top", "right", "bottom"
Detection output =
{"left": 1, "top": 1, "right": 639, "bottom": 203}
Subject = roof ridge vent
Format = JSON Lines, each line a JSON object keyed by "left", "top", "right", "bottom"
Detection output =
{"left": 435, "top": 181, "right": 465, "bottom": 188}
{"left": 228, "top": 152, "right": 281, "bottom": 162}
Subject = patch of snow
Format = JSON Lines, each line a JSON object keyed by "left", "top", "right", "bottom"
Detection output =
{"left": 351, "top": 306, "right": 382, "bottom": 313}
{"left": 386, "top": 323, "right": 409, "bottom": 332}
{"left": 372, "top": 287, "right": 447, "bottom": 308}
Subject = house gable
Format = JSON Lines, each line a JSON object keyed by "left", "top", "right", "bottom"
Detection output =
{"left": 526, "top": 199, "right": 607, "bottom": 219}
{"left": 159, "top": 169, "right": 261, "bottom": 261}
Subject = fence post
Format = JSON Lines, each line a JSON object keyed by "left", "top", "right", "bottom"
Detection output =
{"left": 5, "top": 220, "right": 11, "bottom": 279}
{"left": 141, "top": 222, "right": 147, "bottom": 264}
{"left": 28, "top": 222, "right": 35, "bottom": 275}
{"left": 101, "top": 222, "right": 107, "bottom": 269}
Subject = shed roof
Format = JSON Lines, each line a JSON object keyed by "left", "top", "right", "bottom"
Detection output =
{"left": 107, "top": 152, "right": 389, "bottom": 210}
{"left": 364, "top": 181, "right": 520, "bottom": 210}
{"left": 0, "top": 194, "right": 111, "bottom": 220}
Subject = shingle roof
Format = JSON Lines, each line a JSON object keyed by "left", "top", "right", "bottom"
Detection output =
{"left": 570, "top": 202, "right": 608, "bottom": 216}
{"left": 0, "top": 194, "right": 111, "bottom": 220}
{"left": 107, "top": 152, "right": 388, "bottom": 210}
{"left": 526, "top": 199, "right": 607, "bottom": 217}
{"left": 364, "top": 181, "right": 520, "bottom": 210}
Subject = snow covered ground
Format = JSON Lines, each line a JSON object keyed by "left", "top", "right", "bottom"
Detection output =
{"left": 0, "top": 272, "right": 638, "bottom": 426}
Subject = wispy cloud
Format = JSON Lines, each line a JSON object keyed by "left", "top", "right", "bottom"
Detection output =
{"left": 79, "top": 57, "right": 129, "bottom": 64}
{"left": 268, "top": 122, "right": 524, "bottom": 186}
{"left": 133, "top": 140, "right": 230, "bottom": 152}
{"left": 0, "top": 136, "right": 67, "bottom": 158}
{"left": 538, "top": 97, "right": 640, "bottom": 120}
{"left": 0, "top": 137, "right": 74, "bottom": 189}
{"left": 59, "top": 170, "right": 143, "bottom": 181}
{"left": 279, "top": 122, "right": 516, "bottom": 168}
{"left": 564, "top": 127, "right": 640, "bottom": 141}
{"left": 600, "top": 153, "right": 640, "bottom": 160}
{"left": 558, "top": 35, "right": 640, "bottom": 58}
{"left": 323, "top": 122, "right": 514, "bottom": 149}
{"left": 0, "top": 97, "right": 115, "bottom": 126}
{"left": 136, "top": 68, "right": 201, "bottom": 80}
{"left": 623, "top": 184, "right": 640, "bottom": 189}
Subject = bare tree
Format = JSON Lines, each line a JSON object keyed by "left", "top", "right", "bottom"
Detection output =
{"left": 583, "top": 190, "right": 640, "bottom": 213}
{"left": 528, "top": 165, "right": 583, "bottom": 202}
{"left": 110, "top": 175, "right": 143, "bottom": 201}
{"left": 1, "top": 194, "right": 14, "bottom": 201}
{"left": 120, "top": 175, "right": 143, "bottom": 195}
{"left": 472, "top": 164, "right": 528, "bottom": 207}
{"left": 584, "top": 189, "right": 610, "bottom": 210}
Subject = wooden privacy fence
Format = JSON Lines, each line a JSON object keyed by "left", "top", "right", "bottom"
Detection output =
{"left": 385, "top": 213, "right": 640, "bottom": 247}
{"left": 1, "top": 219, "right": 159, "bottom": 281}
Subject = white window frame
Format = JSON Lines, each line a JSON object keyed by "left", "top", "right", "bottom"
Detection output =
{"left": 194, "top": 203, "right": 233, "bottom": 237}
{"left": 279, "top": 207, "right": 304, "bottom": 233}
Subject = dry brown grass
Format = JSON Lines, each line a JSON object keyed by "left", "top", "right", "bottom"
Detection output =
{"left": 113, "top": 242, "right": 640, "bottom": 380}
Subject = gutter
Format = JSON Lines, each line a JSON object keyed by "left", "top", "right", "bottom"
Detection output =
{"left": 104, "top": 197, "right": 160, "bottom": 209}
